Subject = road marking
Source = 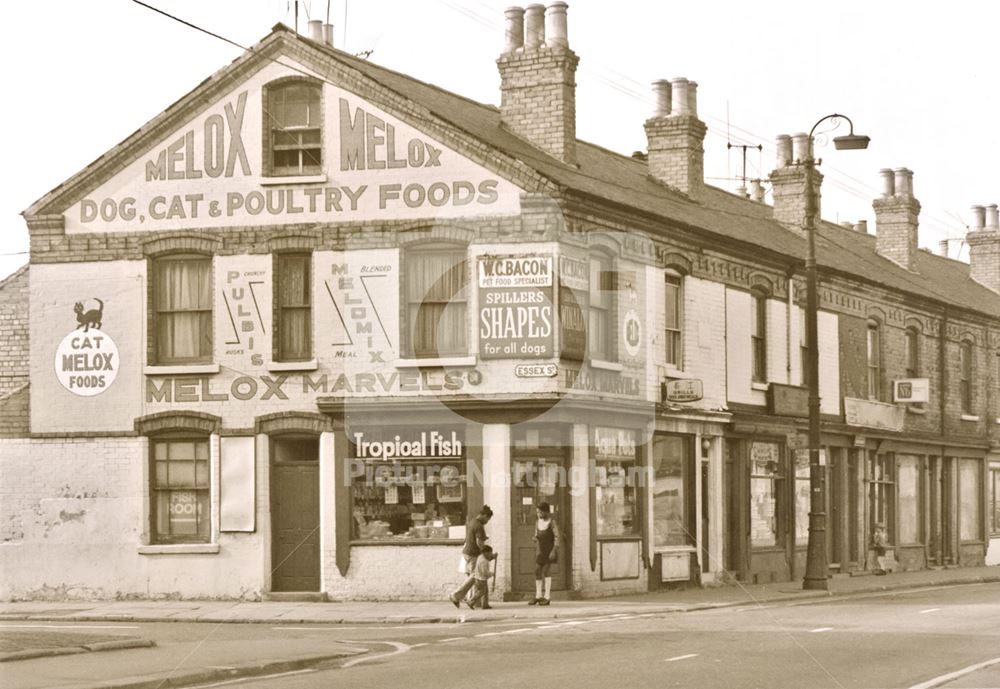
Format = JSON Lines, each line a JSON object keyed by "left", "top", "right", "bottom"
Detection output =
{"left": 0, "top": 624, "right": 140, "bottom": 630}
{"left": 439, "top": 637, "right": 465, "bottom": 643}
{"left": 665, "top": 654, "right": 699, "bottom": 662}
{"left": 272, "top": 626, "right": 367, "bottom": 631}
{"left": 411, "top": 642, "right": 428, "bottom": 648}
{"left": 194, "top": 669, "right": 316, "bottom": 687}
{"left": 810, "top": 627, "right": 834, "bottom": 633}
{"left": 907, "top": 655, "right": 1000, "bottom": 689}
{"left": 341, "top": 641, "right": 410, "bottom": 669}
{"left": 918, "top": 608, "right": 940, "bottom": 614}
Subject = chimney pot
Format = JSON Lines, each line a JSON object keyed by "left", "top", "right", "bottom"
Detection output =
{"left": 791, "top": 133, "right": 811, "bottom": 163}
{"left": 893, "top": 168, "right": 913, "bottom": 197}
{"left": 879, "top": 169, "right": 895, "bottom": 197}
{"left": 545, "top": 2, "right": 569, "bottom": 47}
{"left": 651, "top": 80, "right": 671, "bottom": 118}
{"left": 322, "top": 23, "right": 334, "bottom": 46}
{"left": 504, "top": 7, "right": 525, "bottom": 52}
{"left": 775, "top": 135, "right": 792, "bottom": 168}
{"left": 986, "top": 204, "right": 999, "bottom": 229}
{"left": 524, "top": 4, "right": 545, "bottom": 49}
{"left": 687, "top": 80, "right": 698, "bottom": 117}
{"left": 855, "top": 220, "right": 868, "bottom": 234}
{"left": 970, "top": 205, "right": 986, "bottom": 230}
{"left": 840, "top": 221, "right": 854, "bottom": 230}
{"left": 307, "top": 19, "right": 323, "bottom": 42}
{"left": 750, "top": 179, "right": 765, "bottom": 202}
{"left": 939, "top": 239, "right": 950, "bottom": 257}
{"left": 670, "top": 78, "right": 690, "bottom": 116}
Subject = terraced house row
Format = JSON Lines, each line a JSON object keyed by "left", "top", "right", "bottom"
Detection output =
{"left": 1, "top": 4, "right": 998, "bottom": 601}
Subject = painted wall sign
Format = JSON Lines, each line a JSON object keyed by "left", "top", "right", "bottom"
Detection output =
{"left": 663, "top": 379, "right": 703, "bottom": 403}
{"left": 844, "top": 397, "right": 905, "bottom": 432}
{"left": 65, "top": 64, "right": 522, "bottom": 233}
{"left": 893, "top": 378, "right": 930, "bottom": 403}
{"left": 55, "top": 328, "right": 119, "bottom": 396}
{"left": 478, "top": 254, "right": 554, "bottom": 359}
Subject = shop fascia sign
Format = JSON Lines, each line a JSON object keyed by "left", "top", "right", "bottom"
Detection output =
{"left": 352, "top": 430, "right": 463, "bottom": 460}
{"left": 892, "top": 378, "right": 929, "bottom": 403}
{"left": 594, "top": 426, "right": 637, "bottom": 460}
{"left": 844, "top": 397, "right": 905, "bottom": 432}
{"left": 662, "top": 378, "right": 703, "bottom": 403}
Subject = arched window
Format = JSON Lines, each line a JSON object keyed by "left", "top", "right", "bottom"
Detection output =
{"left": 274, "top": 253, "right": 312, "bottom": 361}
{"left": 960, "top": 340, "right": 974, "bottom": 414}
{"left": 664, "top": 271, "right": 683, "bottom": 368}
{"left": 152, "top": 254, "right": 213, "bottom": 364}
{"left": 867, "top": 320, "right": 881, "bottom": 400}
{"left": 750, "top": 291, "right": 767, "bottom": 382}
{"left": 267, "top": 80, "right": 322, "bottom": 176}
{"left": 589, "top": 252, "right": 614, "bottom": 361}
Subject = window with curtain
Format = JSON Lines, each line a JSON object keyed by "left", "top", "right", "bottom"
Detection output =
{"left": 589, "top": 253, "right": 613, "bottom": 361}
{"left": 275, "top": 253, "right": 312, "bottom": 361}
{"left": 751, "top": 292, "right": 767, "bottom": 382}
{"left": 151, "top": 437, "right": 210, "bottom": 543}
{"left": 867, "top": 321, "right": 881, "bottom": 401}
{"left": 664, "top": 273, "right": 682, "bottom": 368}
{"left": 405, "top": 245, "right": 468, "bottom": 358}
{"left": 897, "top": 454, "right": 922, "bottom": 544}
{"left": 153, "top": 255, "right": 213, "bottom": 363}
{"left": 267, "top": 81, "right": 322, "bottom": 176}
{"left": 959, "top": 459, "right": 981, "bottom": 541}
{"left": 959, "top": 340, "right": 973, "bottom": 414}
{"left": 905, "top": 328, "right": 920, "bottom": 378}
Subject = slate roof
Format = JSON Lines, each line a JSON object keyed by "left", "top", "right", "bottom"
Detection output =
{"left": 27, "top": 23, "right": 1000, "bottom": 320}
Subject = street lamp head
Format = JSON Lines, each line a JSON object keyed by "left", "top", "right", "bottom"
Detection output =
{"left": 833, "top": 134, "right": 871, "bottom": 151}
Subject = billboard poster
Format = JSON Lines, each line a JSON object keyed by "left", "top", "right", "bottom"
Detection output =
{"left": 477, "top": 254, "right": 554, "bottom": 359}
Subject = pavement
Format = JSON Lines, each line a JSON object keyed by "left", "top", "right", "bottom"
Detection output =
{"left": 1, "top": 564, "right": 997, "bottom": 689}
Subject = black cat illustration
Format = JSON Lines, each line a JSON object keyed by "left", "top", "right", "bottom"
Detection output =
{"left": 74, "top": 298, "right": 104, "bottom": 332}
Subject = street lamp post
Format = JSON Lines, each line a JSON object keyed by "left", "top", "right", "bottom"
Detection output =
{"left": 802, "top": 114, "right": 869, "bottom": 591}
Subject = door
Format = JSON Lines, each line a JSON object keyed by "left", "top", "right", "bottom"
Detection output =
{"left": 271, "top": 437, "right": 320, "bottom": 592}
{"left": 511, "top": 455, "right": 569, "bottom": 593}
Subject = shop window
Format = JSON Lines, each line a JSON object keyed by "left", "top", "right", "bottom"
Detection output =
{"left": 959, "top": 340, "right": 973, "bottom": 414}
{"left": 959, "top": 458, "right": 982, "bottom": 541}
{"left": 750, "top": 292, "right": 767, "bottom": 382}
{"left": 664, "top": 273, "right": 683, "bottom": 368}
{"left": 151, "top": 437, "right": 210, "bottom": 543}
{"left": 652, "top": 434, "right": 692, "bottom": 546}
{"left": 350, "top": 429, "right": 467, "bottom": 541}
{"left": 867, "top": 321, "right": 882, "bottom": 401}
{"left": 266, "top": 80, "right": 322, "bottom": 176}
{"left": 990, "top": 467, "right": 1000, "bottom": 536}
{"left": 905, "top": 327, "right": 920, "bottom": 378}
{"left": 404, "top": 244, "right": 468, "bottom": 358}
{"left": 274, "top": 253, "right": 312, "bottom": 361}
{"left": 750, "top": 441, "right": 783, "bottom": 547}
{"left": 594, "top": 427, "right": 639, "bottom": 537}
{"left": 868, "top": 452, "right": 894, "bottom": 542}
{"left": 897, "top": 454, "right": 923, "bottom": 545}
{"left": 793, "top": 450, "right": 812, "bottom": 544}
{"left": 589, "top": 253, "right": 614, "bottom": 361}
{"left": 153, "top": 255, "right": 213, "bottom": 364}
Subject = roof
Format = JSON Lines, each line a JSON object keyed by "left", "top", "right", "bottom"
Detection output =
{"left": 26, "top": 24, "right": 1000, "bottom": 320}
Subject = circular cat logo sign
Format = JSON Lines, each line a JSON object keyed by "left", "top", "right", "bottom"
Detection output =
{"left": 54, "top": 329, "right": 120, "bottom": 396}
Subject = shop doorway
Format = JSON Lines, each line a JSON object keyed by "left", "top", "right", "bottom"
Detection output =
{"left": 270, "top": 437, "right": 320, "bottom": 592}
{"left": 510, "top": 453, "right": 570, "bottom": 594}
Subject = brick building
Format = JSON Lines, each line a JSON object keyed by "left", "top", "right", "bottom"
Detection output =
{"left": 1, "top": 5, "right": 998, "bottom": 601}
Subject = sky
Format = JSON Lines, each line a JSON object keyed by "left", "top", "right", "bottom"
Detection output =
{"left": 2, "top": 0, "right": 998, "bottom": 281}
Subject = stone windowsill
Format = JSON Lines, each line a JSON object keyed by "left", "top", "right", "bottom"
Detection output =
{"left": 906, "top": 405, "right": 927, "bottom": 415}
{"left": 268, "top": 359, "right": 318, "bottom": 372}
{"left": 138, "top": 543, "right": 220, "bottom": 555}
{"left": 144, "top": 363, "right": 221, "bottom": 376}
{"left": 960, "top": 414, "right": 980, "bottom": 422}
{"left": 661, "top": 366, "right": 687, "bottom": 379}
{"left": 590, "top": 359, "right": 624, "bottom": 372}
{"left": 751, "top": 382, "right": 769, "bottom": 392}
{"left": 395, "top": 356, "right": 477, "bottom": 369}
{"left": 259, "top": 174, "right": 327, "bottom": 186}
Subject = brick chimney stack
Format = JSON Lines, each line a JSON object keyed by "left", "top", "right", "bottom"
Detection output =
{"left": 873, "top": 168, "right": 921, "bottom": 270}
{"left": 643, "top": 78, "right": 708, "bottom": 197}
{"left": 769, "top": 133, "right": 822, "bottom": 232}
{"left": 967, "top": 203, "right": 1000, "bottom": 292}
{"left": 497, "top": 3, "right": 578, "bottom": 165}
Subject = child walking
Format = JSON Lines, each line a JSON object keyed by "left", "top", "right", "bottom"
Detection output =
{"left": 468, "top": 545, "right": 497, "bottom": 609}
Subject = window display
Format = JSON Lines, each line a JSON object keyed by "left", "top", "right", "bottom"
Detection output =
{"left": 750, "top": 441, "right": 782, "bottom": 547}
{"left": 350, "top": 428, "right": 467, "bottom": 542}
{"left": 793, "top": 450, "right": 811, "bottom": 542}
{"left": 594, "top": 427, "right": 639, "bottom": 537}
{"left": 652, "top": 434, "right": 691, "bottom": 547}
{"left": 959, "top": 458, "right": 981, "bottom": 541}
{"left": 898, "top": 455, "right": 921, "bottom": 544}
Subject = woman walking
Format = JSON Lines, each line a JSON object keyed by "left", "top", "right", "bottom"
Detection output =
{"left": 529, "top": 501, "right": 561, "bottom": 606}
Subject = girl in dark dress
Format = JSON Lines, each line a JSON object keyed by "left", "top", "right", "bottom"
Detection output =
{"left": 529, "top": 501, "right": 562, "bottom": 605}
